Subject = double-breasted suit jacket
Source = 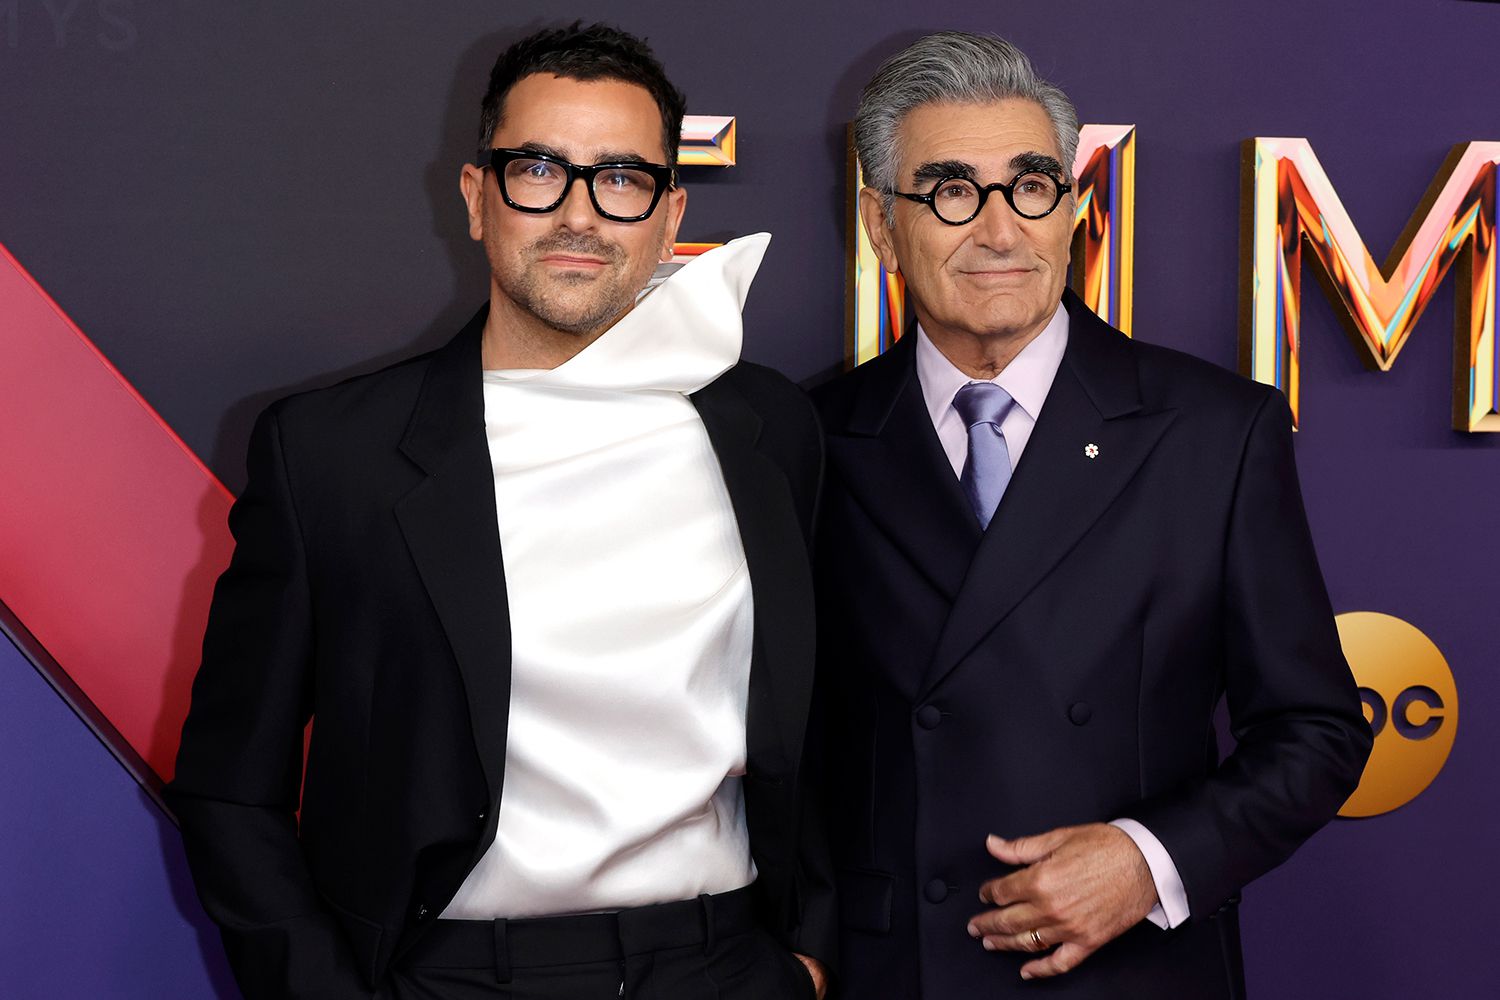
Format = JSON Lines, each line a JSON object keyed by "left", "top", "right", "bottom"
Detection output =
{"left": 813, "top": 292, "right": 1371, "bottom": 999}
{"left": 166, "top": 308, "right": 836, "bottom": 1000}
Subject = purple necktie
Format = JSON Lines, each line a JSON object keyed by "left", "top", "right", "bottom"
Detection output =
{"left": 952, "top": 382, "right": 1016, "bottom": 530}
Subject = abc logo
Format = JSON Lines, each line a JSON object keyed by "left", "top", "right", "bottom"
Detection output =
{"left": 1336, "top": 612, "right": 1458, "bottom": 818}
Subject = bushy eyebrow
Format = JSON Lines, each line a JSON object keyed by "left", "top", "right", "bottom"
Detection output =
{"left": 1011, "top": 151, "right": 1066, "bottom": 178}
{"left": 910, "top": 152, "right": 1067, "bottom": 189}
{"left": 912, "top": 159, "right": 976, "bottom": 186}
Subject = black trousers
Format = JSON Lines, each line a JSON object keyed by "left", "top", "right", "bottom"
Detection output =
{"left": 387, "top": 886, "right": 817, "bottom": 1000}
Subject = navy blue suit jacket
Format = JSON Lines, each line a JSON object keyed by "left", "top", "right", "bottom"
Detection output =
{"left": 813, "top": 292, "right": 1370, "bottom": 999}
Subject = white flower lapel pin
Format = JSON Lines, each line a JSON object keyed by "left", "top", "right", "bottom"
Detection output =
{"left": 1084, "top": 442, "right": 1100, "bottom": 459}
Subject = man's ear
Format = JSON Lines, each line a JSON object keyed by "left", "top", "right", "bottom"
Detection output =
{"left": 658, "top": 186, "right": 688, "bottom": 262}
{"left": 459, "top": 164, "right": 486, "bottom": 242}
{"left": 858, "top": 186, "right": 900, "bottom": 275}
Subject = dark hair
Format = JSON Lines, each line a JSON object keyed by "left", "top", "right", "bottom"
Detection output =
{"left": 477, "top": 22, "right": 687, "bottom": 165}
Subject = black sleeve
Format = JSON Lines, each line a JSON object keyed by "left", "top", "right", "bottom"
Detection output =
{"left": 1132, "top": 389, "right": 1374, "bottom": 918}
{"left": 164, "top": 404, "right": 375, "bottom": 1000}
{"left": 790, "top": 395, "right": 839, "bottom": 974}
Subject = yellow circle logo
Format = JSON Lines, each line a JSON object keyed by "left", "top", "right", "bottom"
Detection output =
{"left": 1337, "top": 612, "right": 1458, "bottom": 818}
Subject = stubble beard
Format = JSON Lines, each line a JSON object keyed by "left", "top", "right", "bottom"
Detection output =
{"left": 489, "top": 228, "right": 662, "bottom": 338}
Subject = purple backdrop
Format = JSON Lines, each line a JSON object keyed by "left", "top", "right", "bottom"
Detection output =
{"left": 2, "top": 1, "right": 1494, "bottom": 996}
{"left": 0, "top": 633, "right": 234, "bottom": 997}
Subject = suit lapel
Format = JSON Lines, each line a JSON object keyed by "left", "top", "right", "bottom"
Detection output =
{"left": 825, "top": 335, "right": 981, "bottom": 602}
{"left": 691, "top": 373, "right": 813, "bottom": 775}
{"left": 393, "top": 306, "right": 512, "bottom": 808}
{"left": 920, "top": 294, "right": 1178, "bottom": 696}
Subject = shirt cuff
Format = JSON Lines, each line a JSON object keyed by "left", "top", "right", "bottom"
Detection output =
{"left": 1109, "top": 818, "right": 1190, "bottom": 930}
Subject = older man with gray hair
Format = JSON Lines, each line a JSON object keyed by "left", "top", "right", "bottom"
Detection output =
{"left": 813, "top": 31, "right": 1369, "bottom": 998}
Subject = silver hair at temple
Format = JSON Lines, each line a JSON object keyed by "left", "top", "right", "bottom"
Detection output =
{"left": 853, "top": 31, "right": 1080, "bottom": 220}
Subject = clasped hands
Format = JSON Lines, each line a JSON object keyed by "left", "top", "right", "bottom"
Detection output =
{"left": 966, "top": 822, "right": 1159, "bottom": 980}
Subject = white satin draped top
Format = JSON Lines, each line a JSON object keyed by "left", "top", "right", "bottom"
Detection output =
{"left": 441, "top": 234, "right": 771, "bottom": 920}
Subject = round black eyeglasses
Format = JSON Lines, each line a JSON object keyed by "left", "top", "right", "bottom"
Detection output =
{"left": 481, "top": 148, "right": 677, "bottom": 223}
{"left": 894, "top": 171, "right": 1073, "bottom": 225}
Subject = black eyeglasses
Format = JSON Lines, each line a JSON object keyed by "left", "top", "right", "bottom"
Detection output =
{"left": 894, "top": 171, "right": 1073, "bottom": 225}
{"left": 481, "top": 148, "right": 676, "bottom": 223}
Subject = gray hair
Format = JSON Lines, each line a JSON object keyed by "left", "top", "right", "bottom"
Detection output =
{"left": 853, "top": 31, "right": 1080, "bottom": 220}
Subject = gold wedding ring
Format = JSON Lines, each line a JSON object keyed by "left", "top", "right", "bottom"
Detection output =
{"left": 1028, "top": 928, "right": 1044, "bottom": 950}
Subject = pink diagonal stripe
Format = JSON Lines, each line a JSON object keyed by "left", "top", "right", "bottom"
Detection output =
{"left": 0, "top": 241, "right": 235, "bottom": 784}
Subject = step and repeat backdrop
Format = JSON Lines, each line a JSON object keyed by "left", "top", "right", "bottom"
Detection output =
{"left": 1, "top": 1, "right": 1494, "bottom": 996}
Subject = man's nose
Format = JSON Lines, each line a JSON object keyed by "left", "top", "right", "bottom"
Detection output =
{"left": 554, "top": 175, "right": 598, "bottom": 231}
{"left": 968, "top": 192, "right": 1026, "bottom": 251}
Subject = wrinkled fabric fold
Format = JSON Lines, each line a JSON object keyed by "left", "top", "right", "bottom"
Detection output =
{"left": 443, "top": 235, "right": 771, "bottom": 920}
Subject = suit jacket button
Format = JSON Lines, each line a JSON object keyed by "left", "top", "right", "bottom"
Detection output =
{"left": 1068, "top": 702, "right": 1093, "bottom": 726}
{"left": 915, "top": 705, "right": 943, "bottom": 730}
{"left": 923, "top": 879, "right": 949, "bottom": 904}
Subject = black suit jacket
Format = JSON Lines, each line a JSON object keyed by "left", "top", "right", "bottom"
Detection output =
{"left": 813, "top": 292, "right": 1371, "bottom": 999}
{"left": 166, "top": 307, "right": 836, "bottom": 999}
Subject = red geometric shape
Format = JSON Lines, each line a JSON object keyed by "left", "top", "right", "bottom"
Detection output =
{"left": 0, "top": 241, "right": 235, "bottom": 787}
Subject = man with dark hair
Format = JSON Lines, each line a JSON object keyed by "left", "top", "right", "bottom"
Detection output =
{"left": 167, "top": 23, "right": 832, "bottom": 1000}
{"left": 814, "top": 30, "right": 1370, "bottom": 999}
{"left": 476, "top": 21, "right": 687, "bottom": 166}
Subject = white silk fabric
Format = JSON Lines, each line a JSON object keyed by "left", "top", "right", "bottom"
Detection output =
{"left": 441, "top": 234, "right": 771, "bottom": 919}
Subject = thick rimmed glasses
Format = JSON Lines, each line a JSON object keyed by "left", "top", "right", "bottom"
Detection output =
{"left": 894, "top": 171, "right": 1072, "bottom": 225}
{"left": 482, "top": 148, "right": 677, "bottom": 223}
